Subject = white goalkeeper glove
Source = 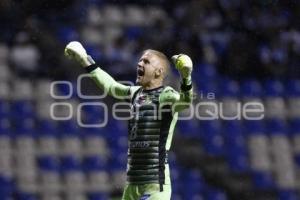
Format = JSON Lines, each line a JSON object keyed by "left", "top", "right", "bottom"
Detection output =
{"left": 64, "top": 41, "right": 95, "bottom": 67}
{"left": 172, "top": 54, "right": 193, "bottom": 85}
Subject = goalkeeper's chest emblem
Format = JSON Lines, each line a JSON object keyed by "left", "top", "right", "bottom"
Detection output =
{"left": 136, "top": 94, "right": 152, "bottom": 105}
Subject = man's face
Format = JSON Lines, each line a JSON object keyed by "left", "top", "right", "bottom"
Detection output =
{"left": 136, "top": 51, "right": 162, "bottom": 87}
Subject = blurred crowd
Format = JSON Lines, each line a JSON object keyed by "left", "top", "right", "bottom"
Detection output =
{"left": 0, "top": 1, "right": 300, "bottom": 199}
{"left": 0, "top": 0, "right": 299, "bottom": 82}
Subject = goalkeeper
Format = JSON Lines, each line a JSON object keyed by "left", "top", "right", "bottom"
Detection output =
{"left": 65, "top": 41, "right": 193, "bottom": 200}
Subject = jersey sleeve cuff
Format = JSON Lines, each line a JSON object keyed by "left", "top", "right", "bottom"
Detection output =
{"left": 181, "top": 83, "right": 192, "bottom": 91}
{"left": 85, "top": 64, "right": 99, "bottom": 73}
{"left": 181, "top": 76, "right": 192, "bottom": 91}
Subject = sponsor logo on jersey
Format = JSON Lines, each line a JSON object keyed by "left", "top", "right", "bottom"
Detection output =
{"left": 130, "top": 141, "right": 150, "bottom": 148}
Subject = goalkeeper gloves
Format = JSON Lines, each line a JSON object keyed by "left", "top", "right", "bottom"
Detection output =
{"left": 64, "top": 41, "right": 95, "bottom": 67}
{"left": 172, "top": 54, "right": 193, "bottom": 85}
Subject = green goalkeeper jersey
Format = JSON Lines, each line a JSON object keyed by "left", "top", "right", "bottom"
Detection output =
{"left": 86, "top": 64, "right": 193, "bottom": 190}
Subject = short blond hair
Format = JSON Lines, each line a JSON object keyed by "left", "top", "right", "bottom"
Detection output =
{"left": 143, "top": 49, "right": 170, "bottom": 78}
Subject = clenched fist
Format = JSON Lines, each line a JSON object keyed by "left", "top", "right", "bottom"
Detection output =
{"left": 172, "top": 54, "right": 193, "bottom": 79}
{"left": 65, "top": 41, "right": 94, "bottom": 67}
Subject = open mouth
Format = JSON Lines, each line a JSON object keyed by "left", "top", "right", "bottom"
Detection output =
{"left": 137, "top": 68, "right": 145, "bottom": 77}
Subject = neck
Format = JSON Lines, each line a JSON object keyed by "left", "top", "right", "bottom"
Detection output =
{"left": 142, "top": 82, "right": 162, "bottom": 90}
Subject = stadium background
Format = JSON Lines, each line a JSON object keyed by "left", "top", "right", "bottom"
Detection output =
{"left": 0, "top": 0, "right": 300, "bottom": 199}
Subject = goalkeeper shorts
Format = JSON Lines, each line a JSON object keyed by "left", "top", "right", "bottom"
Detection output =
{"left": 121, "top": 183, "right": 171, "bottom": 200}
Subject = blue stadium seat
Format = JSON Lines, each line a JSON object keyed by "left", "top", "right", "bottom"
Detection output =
{"left": 16, "top": 192, "right": 37, "bottom": 200}
{"left": 244, "top": 120, "right": 265, "bottom": 136}
{"left": 264, "top": 80, "right": 286, "bottom": 119}
{"left": 169, "top": 157, "right": 182, "bottom": 194}
{"left": 0, "top": 193, "right": 11, "bottom": 200}
{"left": 11, "top": 100, "right": 35, "bottom": 119}
{"left": 82, "top": 104, "right": 104, "bottom": 116}
{"left": 0, "top": 100, "right": 10, "bottom": 119}
{"left": 106, "top": 119, "right": 127, "bottom": 138}
{"left": 182, "top": 192, "right": 204, "bottom": 200}
{"left": 62, "top": 155, "right": 85, "bottom": 194}
{"left": 264, "top": 80, "right": 288, "bottom": 119}
{"left": 58, "top": 120, "right": 80, "bottom": 136}
{"left": 290, "top": 119, "right": 300, "bottom": 135}
{"left": 170, "top": 171, "right": 181, "bottom": 194}
{"left": 60, "top": 156, "right": 81, "bottom": 173}
{"left": 85, "top": 0, "right": 105, "bottom": 6}
{"left": 177, "top": 120, "right": 200, "bottom": 138}
{"left": 205, "top": 187, "right": 227, "bottom": 200}
{"left": 83, "top": 156, "right": 106, "bottom": 172}
{"left": 294, "top": 153, "right": 300, "bottom": 166}
{"left": 38, "top": 156, "right": 62, "bottom": 195}
{"left": 109, "top": 136, "right": 128, "bottom": 153}
{"left": 264, "top": 80, "right": 284, "bottom": 97}
{"left": 88, "top": 192, "right": 109, "bottom": 200}
{"left": 117, "top": 135, "right": 128, "bottom": 149}
{"left": 56, "top": 81, "right": 76, "bottom": 98}
{"left": 200, "top": 120, "right": 224, "bottom": 156}
{"left": 105, "top": 120, "right": 127, "bottom": 147}
{"left": 227, "top": 149, "right": 248, "bottom": 172}
{"left": 285, "top": 79, "right": 300, "bottom": 97}
{"left": 171, "top": 193, "right": 184, "bottom": 200}
{"left": 241, "top": 79, "right": 262, "bottom": 97}
{"left": 81, "top": 103, "right": 107, "bottom": 126}
{"left": 57, "top": 27, "right": 79, "bottom": 43}
{"left": 290, "top": 119, "right": 300, "bottom": 165}
{"left": 85, "top": 44, "right": 103, "bottom": 61}
{"left": 39, "top": 120, "right": 57, "bottom": 136}
{"left": 0, "top": 118, "right": 10, "bottom": 136}
{"left": 38, "top": 156, "right": 60, "bottom": 171}
{"left": 83, "top": 114, "right": 106, "bottom": 127}
{"left": 125, "top": 26, "right": 143, "bottom": 40}
{"left": 252, "top": 171, "right": 275, "bottom": 189}
{"left": 286, "top": 80, "right": 300, "bottom": 119}
{"left": 0, "top": 175, "right": 14, "bottom": 198}
{"left": 109, "top": 149, "right": 127, "bottom": 171}
{"left": 196, "top": 80, "right": 218, "bottom": 98}
{"left": 278, "top": 190, "right": 299, "bottom": 200}
{"left": 14, "top": 117, "right": 36, "bottom": 137}
{"left": 109, "top": 157, "right": 126, "bottom": 171}
{"left": 38, "top": 120, "right": 59, "bottom": 156}
{"left": 266, "top": 119, "right": 287, "bottom": 135}
{"left": 181, "top": 169, "right": 205, "bottom": 199}
{"left": 194, "top": 63, "right": 217, "bottom": 82}
{"left": 83, "top": 127, "right": 102, "bottom": 136}
{"left": 223, "top": 121, "right": 248, "bottom": 172}
{"left": 85, "top": 154, "right": 111, "bottom": 198}
{"left": 218, "top": 78, "right": 239, "bottom": 97}
{"left": 223, "top": 121, "right": 245, "bottom": 148}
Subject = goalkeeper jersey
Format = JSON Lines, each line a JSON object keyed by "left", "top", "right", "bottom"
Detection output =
{"left": 85, "top": 64, "right": 193, "bottom": 190}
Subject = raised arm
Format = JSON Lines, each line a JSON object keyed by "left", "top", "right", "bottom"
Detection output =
{"left": 160, "top": 54, "right": 193, "bottom": 112}
{"left": 64, "top": 41, "right": 131, "bottom": 100}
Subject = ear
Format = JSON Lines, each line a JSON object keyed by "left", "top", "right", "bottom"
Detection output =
{"left": 155, "top": 68, "right": 163, "bottom": 78}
